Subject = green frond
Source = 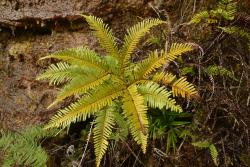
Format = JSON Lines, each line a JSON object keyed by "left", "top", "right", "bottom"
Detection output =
{"left": 133, "top": 50, "right": 166, "bottom": 79}
{"left": 45, "top": 84, "right": 124, "bottom": 129}
{"left": 37, "top": 62, "right": 87, "bottom": 85}
{"left": 138, "top": 82, "right": 183, "bottom": 112}
{"left": 40, "top": 47, "right": 107, "bottom": 71}
{"left": 172, "top": 77, "right": 198, "bottom": 99}
{"left": 94, "top": 107, "right": 115, "bottom": 167}
{"left": 82, "top": 15, "right": 119, "bottom": 58}
{"left": 152, "top": 72, "right": 176, "bottom": 85}
{"left": 219, "top": 26, "right": 250, "bottom": 39}
{"left": 49, "top": 73, "right": 111, "bottom": 108}
{"left": 209, "top": 144, "right": 219, "bottom": 166}
{"left": 189, "top": 11, "right": 210, "bottom": 24}
{"left": 121, "top": 19, "right": 165, "bottom": 68}
{"left": 0, "top": 126, "right": 56, "bottom": 167}
{"left": 206, "top": 65, "right": 237, "bottom": 80}
{"left": 122, "top": 85, "right": 148, "bottom": 153}
{"left": 216, "top": 0, "right": 237, "bottom": 20}
{"left": 166, "top": 43, "right": 193, "bottom": 64}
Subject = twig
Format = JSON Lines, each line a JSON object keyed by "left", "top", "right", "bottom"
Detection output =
{"left": 78, "top": 121, "right": 94, "bottom": 167}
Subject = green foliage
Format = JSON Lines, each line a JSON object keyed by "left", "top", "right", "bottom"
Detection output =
{"left": 190, "top": 0, "right": 237, "bottom": 24}
{"left": 148, "top": 110, "right": 192, "bottom": 154}
{"left": 219, "top": 26, "right": 250, "bottom": 51}
{"left": 38, "top": 15, "right": 198, "bottom": 166}
{"left": 206, "top": 65, "right": 237, "bottom": 80}
{"left": 192, "top": 141, "right": 219, "bottom": 166}
{"left": 0, "top": 126, "right": 56, "bottom": 167}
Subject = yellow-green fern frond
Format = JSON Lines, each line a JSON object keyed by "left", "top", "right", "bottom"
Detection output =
{"left": 122, "top": 85, "right": 148, "bottom": 152}
{"left": 82, "top": 15, "right": 119, "bottom": 58}
{"left": 94, "top": 107, "right": 115, "bottom": 167}
{"left": 133, "top": 50, "right": 166, "bottom": 79}
{"left": 121, "top": 19, "right": 165, "bottom": 67}
{"left": 40, "top": 47, "right": 107, "bottom": 71}
{"left": 152, "top": 72, "right": 176, "bottom": 85}
{"left": 45, "top": 84, "right": 124, "bottom": 129}
{"left": 189, "top": 11, "right": 210, "bottom": 24}
{"left": 48, "top": 73, "right": 111, "bottom": 108}
{"left": 138, "top": 82, "right": 183, "bottom": 112}
{"left": 166, "top": 43, "right": 193, "bottom": 64}
{"left": 172, "top": 77, "right": 198, "bottom": 99}
{"left": 36, "top": 62, "right": 86, "bottom": 85}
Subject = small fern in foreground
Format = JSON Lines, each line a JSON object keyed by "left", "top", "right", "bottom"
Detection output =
{"left": 38, "top": 15, "right": 198, "bottom": 167}
{"left": 192, "top": 141, "right": 219, "bottom": 166}
{"left": 0, "top": 126, "right": 56, "bottom": 167}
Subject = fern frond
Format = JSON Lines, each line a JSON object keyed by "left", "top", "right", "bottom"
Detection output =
{"left": 152, "top": 72, "right": 176, "bottom": 85}
{"left": 122, "top": 85, "right": 148, "bottom": 153}
{"left": 36, "top": 62, "right": 87, "bottom": 85}
{"left": 0, "top": 126, "right": 56, "bottom": 167}
{"left": 45, "top": 84, "right": 124, "bottom": 129}
{"left": 172, "top": 77, "right": 198, "bottom": 98}
{"left": 219, "top": 26, "right": 250, "bottom": 39}
{"left": 209, "top": 144, "right": 219, "bottom": 166}
{"left": 216, "top": 0, "right": 237, "bottom": 20}
{"left": 133, "top": 50, "right": 166, "bottom": 79}
{"left": 189, "top": 11, "right": 210, "bottom": 24}
{"left": 206, "top": 65, "right": 237, "bottom": 80}
{"left": 94, "top": 107, "right": 115, "bottom": 167}
{"left": 49, "top": 73, "right": 111, "bottom": 108}
{"left": 40, "top": 47, "right": 107, "bottom": 71}
{"left": 121, "top": 19, "right": 165, "bottom": 67}
{"left": 82, "top": 15, "right": 119, "bottom": 58}
{"left": 166, "top": 43, "right": 193, "bottom": 64}
{"left": 138, "top": 82, "right": 183, "bottom": 112}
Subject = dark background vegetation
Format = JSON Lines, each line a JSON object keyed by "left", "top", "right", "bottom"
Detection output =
{"left": 0, "top": 0, "right": 249, "bottom": 166}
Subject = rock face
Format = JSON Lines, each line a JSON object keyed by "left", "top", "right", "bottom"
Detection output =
{"left": 0, "top": 0, "right": 147, "bottom": 28}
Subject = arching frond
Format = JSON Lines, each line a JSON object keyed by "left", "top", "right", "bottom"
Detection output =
{"left": 132, "top": 50, "right": 166, "bottom": 79}
{"left": 166, "top": 43, "right": 193, "bottom": 64}
{"left": 82, "top": 15, "right": 119, "bottom": 58}
{"left": 48, "top": 73, "right": 111, "bottom": 108}
{"left": 152, "top": 72, "right": 176, "bottom": 85}
{"left": 121, "top": 19, "right": 165, "bottom": 68}
{"left": 36, "top": 62, "right": 86, "bottom": 85}
{"left": 40, "top": 47, "right": 107, "bottom": 71}
{"left": 172, "top": 77, "right": 198, "bottom": 99}
{"left": 94, "top": 107, "right": 115, "bottom": 167}
{"left": 189, "top": 11, "right": 210, "bottom": 24}
{"left": 138, "top": 82, "right": 183, "bottom": 112}
{"left": 122, "top": 85, "right": 148, "bottom": 153}
{"left": 45, "top": 84, "right": 124, "bottom": 129}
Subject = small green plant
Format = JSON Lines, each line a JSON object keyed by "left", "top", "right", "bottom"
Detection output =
{"left": 192, "top": 141, "right": 219, "bottom": 166}
{"left": 149, "top": 110, "right": 192, "bottom": 154}
{"left": 189, "top": 0, "right": 237, "bottom": 24}
{"left": 37, "top": 15, "right": 198, "bottom": 166}
{"left": 0, "top": 126, "right": 56, "bottom": 167}
{"left": 206, "top": 65, "right": 237, "bottom": 81}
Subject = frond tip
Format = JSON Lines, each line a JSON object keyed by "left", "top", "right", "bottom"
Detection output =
{"left": 94, "top": 107, "right": 115, "bottom": 167}
{"left": 172, "top": 77, "right": 198, "bottom": 99}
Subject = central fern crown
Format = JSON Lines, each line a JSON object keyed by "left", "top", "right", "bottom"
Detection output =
{"left": 37, "top": 15, "right": 198, "bottom": 167}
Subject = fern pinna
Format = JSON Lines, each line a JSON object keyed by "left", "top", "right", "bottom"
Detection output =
{"left": 37, "top": 15, "right": 198, "bottom": 167}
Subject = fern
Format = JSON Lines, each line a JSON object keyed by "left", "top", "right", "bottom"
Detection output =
{"left": 94, "top": 107, "right": 115, "bottom": 167}
{"left": 206, "top": 65, "right": 237, "bottom": 80}
{"left": 121, "top": 19, "right": 165, "bottom": 68}
{"left": 172, "top": 77, "right": 198, "bottom": 99}
{"left": 0, "top": 126, "right": 56, "bottom": 167}
{"left": 192, "top": 141, "right": 219, "bottom": 166}
{"left": 189, "top": 0, "right": 237, "bottom": 24}
{"left": 38, "top": 15, "right": 198, "bottom": 166}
